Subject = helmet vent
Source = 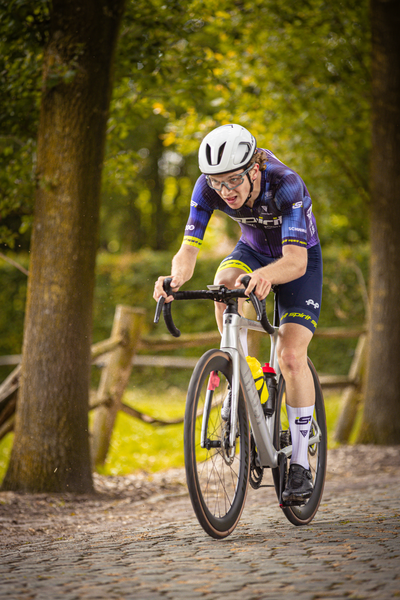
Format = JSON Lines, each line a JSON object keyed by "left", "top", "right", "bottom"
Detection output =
{"left": 234, "top": 142, "right": 251, "bottom": 165}
{"left": 217, "top": 142, "right": 226, "bottom": 165}
{"left": 206, "top": 142, "right": 226, "bottom": 166}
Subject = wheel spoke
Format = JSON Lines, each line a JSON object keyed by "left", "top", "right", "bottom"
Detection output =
{"left": 184, "top": 351, "right": 250, "bottom": 538}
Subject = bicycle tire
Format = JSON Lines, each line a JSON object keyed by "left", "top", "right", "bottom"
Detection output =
{"left": 184, "top": 349, "right": 250, "bottom": 539}
{"left": 272, "top": 358, "right": 327, "bottom": 526}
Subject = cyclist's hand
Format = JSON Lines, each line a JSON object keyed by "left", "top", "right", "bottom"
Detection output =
{"left": 235, "top": 270, "right": 272, "bottom": 300}
{"left": 153, "top": 276, "right": 183, "bottom": 303}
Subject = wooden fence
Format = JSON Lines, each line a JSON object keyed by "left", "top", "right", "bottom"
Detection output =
{"left": 0, "top": 304, "right": 367, "bottom": 466}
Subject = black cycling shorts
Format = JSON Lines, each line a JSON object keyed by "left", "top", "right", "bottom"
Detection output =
{"left": 216, "top": 241, "right": 323, "bottom": 333}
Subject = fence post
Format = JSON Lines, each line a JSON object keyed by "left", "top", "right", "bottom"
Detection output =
{"left": 91, "top": 305, "right": 145, "bottom": 468}
{"left": 334, "top": 333, "right": 367, "bottom": 443}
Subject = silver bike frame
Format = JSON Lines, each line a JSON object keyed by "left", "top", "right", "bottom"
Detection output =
{"left": 216, "top": 310, "right": 322, "bottom": 468}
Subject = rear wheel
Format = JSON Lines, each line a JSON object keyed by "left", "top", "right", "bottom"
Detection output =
{"left": 273, "top": 358, "right": 327, "bottom": 526}
{"left": 184, "top": 349, "right": 250, "bottom": 539}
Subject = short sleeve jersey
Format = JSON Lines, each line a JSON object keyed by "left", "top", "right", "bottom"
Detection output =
{"left": 183, "top": 149, "right": 319, "bottom": 259}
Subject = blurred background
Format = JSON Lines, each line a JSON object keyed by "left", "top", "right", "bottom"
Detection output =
{"left": 0, "top": 0, "right": 371, "bottom": 478}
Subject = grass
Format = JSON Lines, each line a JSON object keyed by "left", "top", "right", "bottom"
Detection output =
{"left": 0, "top": 388, "right": 350, "bottom": 483}
{"left": 96, "top": 387, "right": 187, "bottom": 476}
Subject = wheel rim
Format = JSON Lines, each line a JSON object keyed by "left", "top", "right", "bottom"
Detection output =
{"left": 192, "top": 369, "right": 244, "bottom": 521}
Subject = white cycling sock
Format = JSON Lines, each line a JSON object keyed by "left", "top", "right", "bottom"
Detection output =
{"left": 286, "top": 404, "right": 314, "bottom": 470}
{"left": 239, "top": 328, "right": 249, "bottom": 357}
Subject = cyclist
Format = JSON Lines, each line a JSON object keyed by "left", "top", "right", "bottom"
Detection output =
{"left": 154, "top": 124, "right": 323, "bottom": 506}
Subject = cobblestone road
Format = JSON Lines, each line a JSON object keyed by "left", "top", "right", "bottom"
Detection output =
{"left": 1, "top": 446, "right": 399, "bottom": 600}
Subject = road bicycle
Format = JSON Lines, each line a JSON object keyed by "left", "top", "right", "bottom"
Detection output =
{"left": 154, "top": 276, "right": 327, "bottom": 539}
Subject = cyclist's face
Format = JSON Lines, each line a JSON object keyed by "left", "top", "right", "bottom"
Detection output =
{"left": 209, "top": 165, "right": 259, "bottom": 209}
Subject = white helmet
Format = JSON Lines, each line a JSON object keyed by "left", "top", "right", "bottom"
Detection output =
{"left": 198, "top": 124, "right": 257, "bottom": 175}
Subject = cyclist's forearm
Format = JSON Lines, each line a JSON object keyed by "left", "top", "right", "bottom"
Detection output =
{"left": 154, "top": 245, "right": 199, "bottom": 301}
{"left": 260, "top": 245, "right": 307, "bottom": 286}
{"left": 171, "top": 244, "right": 199, "bottom": 284}
{"left": 259, "top": 254, "right": 305, "bottom": 285}
{"left": 238, "top": 245, "right": 307, "bottom": 300}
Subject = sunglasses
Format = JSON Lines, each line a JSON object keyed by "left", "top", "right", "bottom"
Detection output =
{"left": 206, "top": 164, "right": 253, "bottom": 191}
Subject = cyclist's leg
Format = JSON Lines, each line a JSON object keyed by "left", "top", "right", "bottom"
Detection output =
{"left": 273, "top": 358, "right": 327, "bottom": 523}
{"left": 277, "top": 323, "right": 314, "bottom": 407}
{"left": 277, "top": 323, "right": 316, "bottom": 475}
{"left": 214, "top": 266, "right": 248, "bottom": 334}
{"left": 277, "top": 243, "right": 323, "bottom": 410}
{"left": 276, "top": 244, "right": 323, "bottom": 499}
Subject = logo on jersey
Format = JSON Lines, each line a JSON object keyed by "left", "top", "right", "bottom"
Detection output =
{"left": 230, "top": 215, "right": 282, "bottom": 228}
{"left": 306, "top": 299, "right": 320, "bottom": 309}
{"left": 185, "top": 224, "right": 195, "bottom": 231}
{"left": 292, "top": 201, "right": 302, "bottom": 209}
{"left": 289, "top": 227, "right": 306, "bottom": 233}
{"left": 306, "top": 203, "right": 315, "bottom": 235}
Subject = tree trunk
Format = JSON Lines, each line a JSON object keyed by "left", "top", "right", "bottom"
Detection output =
{"left": 357, "top": 0, "right": 400, "bottom": 444}
{"left": 2, "top": 0, "right": 125, "bottom": 493}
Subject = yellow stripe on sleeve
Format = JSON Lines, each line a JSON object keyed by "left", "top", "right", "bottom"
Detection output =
{"left": 183, "top": 236, "right": 203, "bottom": 248}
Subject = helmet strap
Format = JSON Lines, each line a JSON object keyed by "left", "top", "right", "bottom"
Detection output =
{"left": 243, "top": 172, "right": 254, "bottom": 206}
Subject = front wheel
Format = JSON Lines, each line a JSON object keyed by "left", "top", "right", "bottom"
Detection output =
{"left": 272, "top": 358, "right": 327, "bottom": 526}
{"left": 184, "top": 349, "right": 250, "bottom": 539}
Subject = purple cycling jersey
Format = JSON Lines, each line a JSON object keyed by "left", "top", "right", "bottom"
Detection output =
{"left": 183, "top": 149, "right": 319, "bottom": 258}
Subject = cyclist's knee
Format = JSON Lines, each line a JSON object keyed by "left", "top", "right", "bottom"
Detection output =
{"left": 214, "top": 300, "right": 225, "bottom": 315}
{"left": 214, "top": 268, "right": 244, "bottom": 289}
{"left": 278, "top": 346, "right": 307, "bottom": 379}
{"left": 277, "top": 325, "right": 311, "bottom": 380}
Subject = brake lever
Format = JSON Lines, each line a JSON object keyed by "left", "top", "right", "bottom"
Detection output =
{"left": 240, "top": 275, "right": 263, "bottom": 320}
{"left": 154, "top": 277, "right": 173, "bottom": 324}
{"left": 154, "top": 296, "right": 165, "bottom": 324}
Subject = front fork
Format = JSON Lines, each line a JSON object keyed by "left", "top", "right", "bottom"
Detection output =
{"left": 200, "top": 371, "right": 220, "bottom": 449}
{"left": 200, "top": 350, "right": 240, "bottom": 461}
{"left": 228, "top": 348, "right": 241, "bottom": 457}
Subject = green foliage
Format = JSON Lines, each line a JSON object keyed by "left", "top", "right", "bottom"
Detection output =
{"left": 0, "top": 433, "right": 13, "bottom": 481}
{"left": 0, "top": 0, "right": 50, "bottom": 249}
{"left": 309, "top": 244, "right": 369, "bottom": 376}
{"left": 101, "top": 0, "right": 371, "bottom": 253}
{"left": 164, "top": 0, "right": 370, "bottom": 247}
{"left": 0, "top": 257, "right": 28, "bottom": 380}
{"left": 93, "top": 249, "right": 221, "bottom": 344}
{"left": 0, "top": 0, "right": 370, "bottom": 254}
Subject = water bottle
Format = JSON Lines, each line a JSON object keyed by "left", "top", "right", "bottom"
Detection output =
{"left": 246, "top": 356, "right": 269, "bottom": 405}
{"left": 262, "top": 362, "right": 277, "bottom": 416}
